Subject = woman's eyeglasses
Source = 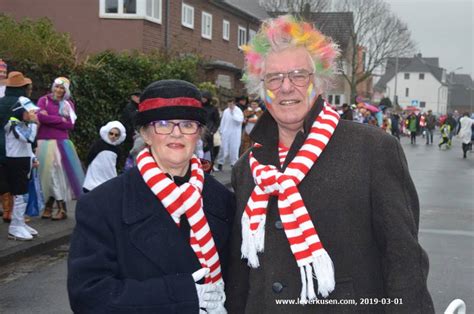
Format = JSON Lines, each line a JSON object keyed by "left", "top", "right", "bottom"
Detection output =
{"left": 108, "top": 132, "right": 120, "bottom": 138}
{"left": 262, "top": 69, "right": 313, "bottom": 90}
{"left": 151, "top": 120, "right": 201, "bottom": 135}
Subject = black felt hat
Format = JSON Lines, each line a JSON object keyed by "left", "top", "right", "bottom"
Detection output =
{"left": 135, "top": 80, "right": 206, "bottom": 127}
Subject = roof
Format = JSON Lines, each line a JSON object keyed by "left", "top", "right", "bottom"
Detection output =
{"left": 221, "top": 0, "right": 270, "bottom": 21}
{"left": 374, "top": 54, "right": 445, "bottom": 91}
{"left": 309, "top": 12, "right": 354, "bottom": 53}
{"left": 450, "top": 74, "right": 473, "bottom": 88}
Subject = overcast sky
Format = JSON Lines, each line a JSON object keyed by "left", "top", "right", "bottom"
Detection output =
{"left": 386, "top": 0, "right": 473, "bottom": 77}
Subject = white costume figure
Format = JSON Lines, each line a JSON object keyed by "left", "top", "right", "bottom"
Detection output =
{"left": 83, "top": 121, "right": 126, "bottom": 192}
{"left": 215, "top": 103, "right": 244, "bottom": 169}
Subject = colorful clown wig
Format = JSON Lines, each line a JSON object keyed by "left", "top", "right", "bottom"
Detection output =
{"left": 242, "top": 15, "right": 340, "bottom": 99}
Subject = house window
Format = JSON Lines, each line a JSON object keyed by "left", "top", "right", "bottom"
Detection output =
{"left": 146, "top": 0, "right": 162, "bottom": 23}
{"left": 100, "top": 0, "right": 161, "bottom": 23}
{"left": 182, "top": 3, "right": 194, "bottom": 29}
{"left": 405, "top": 88, "right": 409, "bottom": 97}
{"left": 201, "top": 12, "right": 212, "bottom": 40}
{"left": 238, "top": 26, "right": 247, "bottom": 48}
{"left": 404, "top": 73, "right": 410, "bottom": 79}
{"left": 335, "top": 95, "right": 341, "bottom": 105}
{"left": 223, "top": 20, "right": 230, "bottom": 41}
{"left": 420, "top": 101, "right": 426, "bottom": 108}
{"left": 105, "top": 0, "right": 136, "bottom": 14}
{"left": 105, "top": 0, "right": 118, "bottom": 13}
{"left": 123, "top": 0, "right": 136, "bottom": 13}
{"left": 328, "top": 94, "right": 333, "bottom": 104}
{"left": 249, "top": 29, "right": 256, "bottom": 42}
{"left": 419, "top": 73, "right": 425, "bottom": 80}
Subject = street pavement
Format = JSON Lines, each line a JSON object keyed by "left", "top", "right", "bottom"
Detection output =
{"left": 0, "top": 133, "right": 472, "bottom": 313}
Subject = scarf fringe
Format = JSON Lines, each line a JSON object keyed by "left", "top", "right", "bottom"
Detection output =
{"left": 298, "top": 250, "right": 335, "bottom": 304}
{"left": 241, "top": 214, "right": 266, "bottom": 268}
{"left": 312, "top": 249, "right": 335, "bottom": 298}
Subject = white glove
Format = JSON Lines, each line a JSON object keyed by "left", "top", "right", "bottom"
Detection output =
{"left": 206, "top": 282, "right": 227, "bottom": 314}
{"left": 192, "top": 268, "right": 226, "bottom": 312}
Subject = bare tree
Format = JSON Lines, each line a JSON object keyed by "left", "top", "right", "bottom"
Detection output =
{"left": 337, "top": 0, "right": 416, "bottom": 103}
{"left": 259, "top": 0, "right": 331, "bottom": 16}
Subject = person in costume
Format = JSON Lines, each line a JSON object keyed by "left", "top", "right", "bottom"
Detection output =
{"left": 226, "top": 15, "right": 434, "bottom": 313}
{"left": 0, "top": 71, "right": 33, "bottom": 223}
{"left": 82, "top": 121, "right": 126, "bottom": 193}
{"left": 4, "top": 97, "right": 40, "bottom": 240}
{"left": 213, "top": 99, "right": 244, "bottom": 172}
{"left": 36, "top": 77, "right": 84, "bottom": 220}
{"left": 0, "top": 59, "right": 7, "bottom": 98}
{"left": 457, "top": 112, "right": 472, "bottom": 158}
{"left": 68, "top": 80, "right": 235, "bottom": 313}
{"left": 241, "top": 100, "right": 263, "bottom": 154}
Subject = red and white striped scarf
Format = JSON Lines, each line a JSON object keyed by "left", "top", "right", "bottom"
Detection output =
{"left": 241, "top": 104, "right": 340, "bottom": 302}
{"left": 137, "top": 148, "right": 223, "bottom": 284}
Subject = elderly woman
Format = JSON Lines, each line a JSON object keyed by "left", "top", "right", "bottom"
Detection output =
{"left": 68, "top": 80, "right": 235, "bottom": 313}
{"left": 36, "top": 77, "right": 84, "bottom": 220}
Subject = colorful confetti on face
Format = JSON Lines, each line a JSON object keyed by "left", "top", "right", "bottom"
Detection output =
{"left": 307, "top": 83, "right": 317, "bottom": 103}
{"left": 265, "top": 89, "right": 275, "bottom": 105}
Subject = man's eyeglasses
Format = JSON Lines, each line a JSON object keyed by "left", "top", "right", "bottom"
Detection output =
{"left": 108, "top": 132, "right": 120, "bottom": 138}
{"left": 151, "top": 120, "right": 201, "bottom": 135}
{"left": 262, "top": 69, "right": 313, "bottom": 90}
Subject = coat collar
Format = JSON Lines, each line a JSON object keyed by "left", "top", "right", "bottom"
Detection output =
{"left": 249, "top": 96, "right": 325, "bottom": 169}
{"left": 122, "top": 168, "right": 202, "bottom": 274}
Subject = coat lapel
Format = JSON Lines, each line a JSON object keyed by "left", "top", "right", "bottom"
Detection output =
{"left": 123, "top": 168, "right": 202, "bottom": 275}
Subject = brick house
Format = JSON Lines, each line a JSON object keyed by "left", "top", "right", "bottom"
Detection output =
{"left": 0, "top": 0, "right": 267, "bottom": 92}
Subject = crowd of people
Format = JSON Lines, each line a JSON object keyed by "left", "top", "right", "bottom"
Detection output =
{"left": 0, "top": 65, "right": 128, "bottom": 241}
{"left": 0, "top": 13, "right": 471, "bottom": 313}
{"left": 338, "top": 103, "right": 473, "bottom": 158}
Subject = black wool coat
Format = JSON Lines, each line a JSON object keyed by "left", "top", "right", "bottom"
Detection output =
{"left": 68, "top": 167, "right": 235, "bottom": 313}
{"left": 226, "top": 97, "right": 434, "bottom": 314}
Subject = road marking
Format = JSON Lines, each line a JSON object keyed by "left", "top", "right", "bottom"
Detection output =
{"left": 420, "top": 229, "right": 474, "bottom": 237}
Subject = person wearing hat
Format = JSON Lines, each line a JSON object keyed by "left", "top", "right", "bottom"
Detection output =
{"left": 4, "top": 96, "right": 40, "bottom": 240}
{"left": 68, "top": 79, "right": 235, "bottom": 313}
{"left": 0, "top": 59, "right": 7, "bottom": 98}
{"left": 121, "top": 90, "right": 141, "bottom": 146}
{"left": 201, "top": 90, "right": 220, "bottom": 162}
{"left": 36, "top": 77, "right": 84, "bottom": 221}
{"left": 82, "top": 120, "right": 126, "bottom": 193}
{"left": 0, "top": 71, "right": 33, "bottom": 223}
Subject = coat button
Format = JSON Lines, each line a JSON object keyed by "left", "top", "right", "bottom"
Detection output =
{"left": 275, "top": 220, "right": 283, "bottom": 229}
{"left": 272, "top": 282, "right": 284, "bottom": 293}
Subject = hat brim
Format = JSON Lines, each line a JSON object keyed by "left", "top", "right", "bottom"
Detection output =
{"left": 5, "top": 77, "right": 32, "bottom": 87}
{"left": 134, "top": 106, "right": 207, "bottom": 128}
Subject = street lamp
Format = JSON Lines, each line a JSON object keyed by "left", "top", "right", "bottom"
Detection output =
{"left": 446, "top": 66, "right": 463, "bottom": 113}
{"left": 393, "top": 27, "right": 407, "bottom": 110}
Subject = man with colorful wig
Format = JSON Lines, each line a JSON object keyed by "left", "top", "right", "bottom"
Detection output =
{"left": 226, "top": 15, "right": 434, "bottom": 313}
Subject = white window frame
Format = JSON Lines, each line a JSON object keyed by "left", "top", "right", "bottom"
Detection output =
{"left": 238, "top": 25, "right": 247, "bottom": 49}
{"left": 249, "top": 29, "right": 256, "bottom": 42}
{"left": 223, "top": 19, "right": 230, "bottom": 41}
{"left": 201, "top": 12, "right": 212, "bottom": 40}
{"left": 145, "top": 0, "right": 162, "bottom": 24}
{"left": 99, "top": 0, "right": 162, "bottom": 24}
{"left": 182, "top": 3, "right": 194, "bottom": 29}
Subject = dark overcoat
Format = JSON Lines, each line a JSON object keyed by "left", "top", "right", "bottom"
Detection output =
{"left": 226, "top": 97, "right": 434, "bottom": 313}
{"left": 68, "top": 167, "right": 235, "bottom": 313}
